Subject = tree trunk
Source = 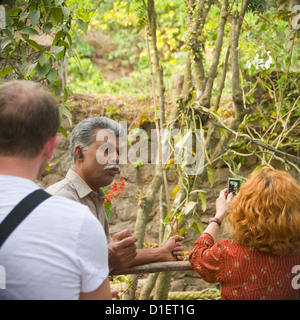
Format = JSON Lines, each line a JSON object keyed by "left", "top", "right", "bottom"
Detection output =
{"left": 148, "top": 0, "right": 165, "bottom": 126}
{"left": 186, "top": 0, "right": 213, "bottom": 96}
{"left": 199, "top": 0, "right": 229, "bottom": 108}
{"left": 139, "top": 272, "right": 159, "bottom": 300}
{"left": 212, "top": 0, "right": 250, "bottom": 159}
{"left": 121, "top": 165, "right": 163, "bottom": 300}
{"left": 153, "top": 271, "right": 172, "bottom": 300}
{"left": 138, "top": 184, "right": 167, "bottom": 300}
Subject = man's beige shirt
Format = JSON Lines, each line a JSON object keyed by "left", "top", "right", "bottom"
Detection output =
{"left": 45, "top": 168, "right": 109, "bottom": 238}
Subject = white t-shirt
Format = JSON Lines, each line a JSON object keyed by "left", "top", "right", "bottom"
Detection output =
{"left": 0, "top": 175, "right": 109, "bottom": 300}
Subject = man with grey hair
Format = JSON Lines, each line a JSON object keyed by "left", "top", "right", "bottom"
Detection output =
{"left": 46, "top": 117, "right": 184, "bottom": 272}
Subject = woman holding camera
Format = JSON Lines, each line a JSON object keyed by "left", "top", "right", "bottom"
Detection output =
{"left": 189, "top": 166, "right": 300, "bottom": 300}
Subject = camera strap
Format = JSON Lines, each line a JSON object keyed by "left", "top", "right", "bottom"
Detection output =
{"left": 0, "top": 189, "right": 51, "bottom": 248}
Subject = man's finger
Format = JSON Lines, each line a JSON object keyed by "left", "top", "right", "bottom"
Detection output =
{"left": 112, "top": 229, "right": 133, "bottom": 240}
{"left": 115, "top": 235, "right": 137, "bottom": 249}
{"left": 169, "top": 235, "right": 184, "bottom": 242}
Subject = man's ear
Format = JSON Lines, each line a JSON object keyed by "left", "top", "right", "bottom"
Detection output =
{"left": 44, "top": 135, "right": 59, "bottom": 160}
{"left": 74, "top": 146, "right": 84, "bottom": 162}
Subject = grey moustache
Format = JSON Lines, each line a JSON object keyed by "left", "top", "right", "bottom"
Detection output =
{"left": 104, "top": 165, "right": 120, "bottom": 173}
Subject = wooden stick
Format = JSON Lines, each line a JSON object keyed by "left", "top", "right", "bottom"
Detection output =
{"left": 110, "top": 261, "right": 193, "bottom": 276}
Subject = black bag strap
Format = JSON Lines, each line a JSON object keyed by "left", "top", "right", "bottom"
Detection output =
{"left": 0, "top": 189, "right": 51, "bottom": 248}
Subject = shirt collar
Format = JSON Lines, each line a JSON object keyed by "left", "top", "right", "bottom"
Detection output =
{"left": 66, "top": 168, "right": 105, "bottom": 200}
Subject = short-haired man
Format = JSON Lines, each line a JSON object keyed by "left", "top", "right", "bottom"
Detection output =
{"left": 0, "top": 81, "right": 111, "bottom": 300}
{"left": 46, "top": 117, "right": 184, "bottom": 271}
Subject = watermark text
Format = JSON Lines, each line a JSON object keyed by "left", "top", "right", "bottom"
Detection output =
{"left": 292, "top": 265, "right": 300, "bottom": 290}
{"left": 0, "top": 265, "right": 6, "bottom": 289}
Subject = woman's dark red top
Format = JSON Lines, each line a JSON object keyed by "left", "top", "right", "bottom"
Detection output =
{"left": 189, "top": 232, "right": 300, "bottom": 300}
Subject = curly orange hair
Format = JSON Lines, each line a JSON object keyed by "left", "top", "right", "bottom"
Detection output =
{"left": 227, "top": 166, "right": 300, "bottom": 256}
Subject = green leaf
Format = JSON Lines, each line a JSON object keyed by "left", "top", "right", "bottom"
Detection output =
{"left": 0, "top": 65, "right": 14, "bottom": 77}
{"left": 0, "top": 38, "right": 11, "bottom": 52}
{"left": 20, "top": 27, "right": 39, "bottom": 35}
{"left": 51, "top": 45, "right": 64, "bottom": 54}
{"left": 20, "top": 62, "right": 37, "bottom": 78}
{"left": 30, "top": 10, "right": 40, "bottom": 27}
{"left": 3, "top": 28, "right": 15, "bottom": 43}
{"left": 51, "top": 7, "right": 63, "bottom": 22}
{"left": 25, "top": 39, "right": 42, "bottom": 51}
{"left": 38, "top": 55, "right": 48, "bottom": 67}
{"left": 56, "top": 39, "right": 69, "bottom": 50}
{"left": 104, "top": 205, "right": 112, "bottom": 220}
{"left": 252, "top": 164, "right": 264, "bottom": 173}
{"left": 47, "top": 68, "right": 58, "bottom": 83}
{"left": 63, "top": 87, "right": 69, "bottom": 103}
{"left": 55, "top": 0, "right": 65, "bottom": 6}
{"left": 61, "top": 7, "right": 70, "bottom": 19}
{"left": 36, "top": 61, "right": 51, "bottom": 78}
{"left": 171, "top": 185, "right": 181, "bottom": 199}
{"left": 52, "top": 30, "right": 65, "bottom": 46}
{"left": 179, "top": 227, "right": 186, "bottom": 236}
{"left": 207, "top": 165, "right": 215, "bottom": 187}
{"left": 5, "top": 14, "right": 12, "bottom": 29}
{"left": 199, "top": 191, "right": 207, "bottom": 212}
{"left": 64, "top": 31, "right": 73, "bottom": 47}
{"left": 76, "top": 18, "right": 88, "bottom": 34}
{"left": 59, "top": 125, "right": 68, "bottom": 138}
{"left": 19, "top": 11, "right": 29, "bottom": 21}
{"left": 7, "top": 7, "right": 22, "bottom": 18}
{"left": 51, "top": 45, "right": 65, "bottom": 60}
{"left": 104, "top": 199, "right": 112, "bottom": 220}
{"left": 68, "top": 48, "right": 75, "bottom": 58}
{"left": 184, "top": 201, "right": 197, "bottom": 215}
{"left": 43, "top": 22, "right": 53, "bottom": 34}
{"left": 192, "top": 220, "right": 204, "bottom": 234}
{"left": 164, "top": 214, "right": 170, "bottom": 224}
{"left": 61, "top": 105, "right": 72, "bottom": 119}
{"left": 236, "top": 162, "right": 241, "bottom": 173}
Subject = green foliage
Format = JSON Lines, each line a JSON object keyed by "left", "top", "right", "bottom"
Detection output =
{"left": 68, "top": 58, "right": 105, "bottom": 92}
{"left": 0, "top": 0, "right": 88, "bottom": 128}
{"left": 1, "top": 1, "right": 72, "bottom": 79}
{"left": 66, "top": 0, "right": 187, "bottom": 95}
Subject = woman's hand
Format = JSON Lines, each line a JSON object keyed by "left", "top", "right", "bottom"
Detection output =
{"left": 196, "top": 188, "right": 235, "bottom": 243}
{"left": 215, "top": 188, "right": 234, "bottom": 222}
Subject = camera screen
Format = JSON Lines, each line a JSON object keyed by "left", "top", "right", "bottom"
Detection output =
{"left": 228, "top": 178, "right": 241, "bottom": 195}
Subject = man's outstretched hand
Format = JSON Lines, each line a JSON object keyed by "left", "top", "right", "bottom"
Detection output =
{"left": 161, "top": 235, "right": 185, "bottom": 261}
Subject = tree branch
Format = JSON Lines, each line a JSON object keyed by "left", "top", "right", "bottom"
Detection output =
{"left": 200, "top": 0, "right": 229, "bottom": 107}
{"left": 186, "top": 0, "right": 213, "bottom": 95}
{"left": 193, "top": 103, "right": 300, "bottom": 165}
{"left": 110, "top": 261, "right": 193, "bottom": 276}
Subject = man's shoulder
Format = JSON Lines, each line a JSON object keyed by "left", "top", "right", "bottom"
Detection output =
{"left": 46, "top": 177, "right": 79, "bottom": 202}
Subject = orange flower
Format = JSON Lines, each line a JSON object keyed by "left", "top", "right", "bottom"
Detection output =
{"left": 104, "top": 178, "right": 126, "bottom": 203}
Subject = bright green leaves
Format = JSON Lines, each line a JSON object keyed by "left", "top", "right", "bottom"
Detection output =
{"left": 0, "top": 65, "right": 14, "bottom": 77}
{"left": 0, "top": 0, "right": 86, "bottom": 84}
{"left": 0, "top": 1, "right": 89, "bottom": 132}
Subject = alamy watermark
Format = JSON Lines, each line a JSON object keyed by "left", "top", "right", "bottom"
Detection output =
{"left": 292, "top": 265, "right": 300, "bottom": 290}
{"left": 0, "top": 5, "right": 5, "bottom": 29}
{"left": 0, "top": 265, "right": 5, "bottom": 289}
{"left": 291, "top": 5, "right": 300, "bottom": 30}
{"left": 94, "top": 122, "right": 205, "bottom": 176}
